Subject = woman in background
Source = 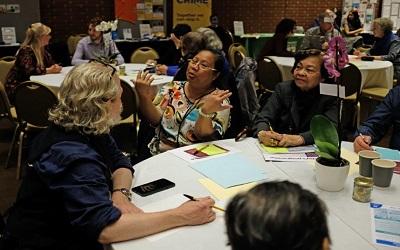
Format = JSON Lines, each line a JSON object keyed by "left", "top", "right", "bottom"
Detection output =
{"left": 5, "top": 22, "right": 61, "bottom": 103}
{"left": 257, "top": 18, "right": 297, "bottom": 61}
{"left": 342, "top": 9, "right": 363, "bottom": 36}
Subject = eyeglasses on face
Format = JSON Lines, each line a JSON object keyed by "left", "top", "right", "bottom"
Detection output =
{"left": 188, "top": 58, "right": 217, "bottom": 72}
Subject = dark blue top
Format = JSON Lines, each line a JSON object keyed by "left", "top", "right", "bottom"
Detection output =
{"left": 5, "top": 128, "right": 133, "bottom": 250}
{"left": 357, "top": 85, "right": 400, "bottom": 150}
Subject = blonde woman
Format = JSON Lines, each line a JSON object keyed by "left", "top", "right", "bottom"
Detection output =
{"left": 5, "top": 22, "right": 61, "bottom": 103}
{"left": 4, "top": 62, "right": 215, "bottom": 249}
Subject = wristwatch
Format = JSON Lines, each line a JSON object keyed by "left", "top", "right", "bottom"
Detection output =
{"left": 199, "top": 108, "right": 217, "bottom": 120}
{"left": 112, "top": 188, "right": 132, "bottom": 201}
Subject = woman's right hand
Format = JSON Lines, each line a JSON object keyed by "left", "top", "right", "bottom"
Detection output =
{"left": 134, "top": 71, "right": 155, "bottom": 100}
{"left": 258, "top": 130, "right": 283, "bottom": 147}
{"left": 176, "top": 197, "right": 216, "bottom": 226}
{"left": 156, "top": 64, "right": 168, "bottom": 75}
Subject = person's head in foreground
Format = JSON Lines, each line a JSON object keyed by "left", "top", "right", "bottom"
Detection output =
{"left": 290, "top": 49, "right": 331, "bottom": 91}
{"left": 49, "top": 60, "right": 122, "bottom": 134}
{"left": 225, "top": 181, "right": 330, "bottom": 250}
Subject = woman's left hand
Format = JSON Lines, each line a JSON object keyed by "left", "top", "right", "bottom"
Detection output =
{"left": 112, "top": 192, "right": 143, "bottom": 214}
{"left": 200, "top": 90, "right": 232, "bottom": 114}
{"left": 277, "top": 134, "right": 305, "bottom": 147}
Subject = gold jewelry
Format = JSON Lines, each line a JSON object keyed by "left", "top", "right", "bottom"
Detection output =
{"left": 199, "top": 108, "right": 217, "bottom": 120}
{"left": 112, "top": 188, "right": 132, "bottom": 201}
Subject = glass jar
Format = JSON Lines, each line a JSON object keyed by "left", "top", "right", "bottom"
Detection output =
{"left": 352, "top": 177, "right": 373, "bottom": 203}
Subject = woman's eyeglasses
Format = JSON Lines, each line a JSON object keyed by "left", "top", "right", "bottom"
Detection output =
{"left": 188, "top": 58, "right": 217, "bottom": 72}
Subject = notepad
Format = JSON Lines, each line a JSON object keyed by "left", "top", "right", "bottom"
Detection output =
{"left": 191, "top": 154, "right": 267, "bottom": 188}
{"left": 198, "top": 178, "right": 257, "bottom": 200}
{"left": 185, "top": 144, "right": 229, "bottom": 158}
{"left": 373, "top": 146, "right": 400, "bottom": 161}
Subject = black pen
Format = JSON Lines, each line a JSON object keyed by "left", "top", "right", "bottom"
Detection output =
{"left": 183, "top": 194, "right": 225, "bottom": 212}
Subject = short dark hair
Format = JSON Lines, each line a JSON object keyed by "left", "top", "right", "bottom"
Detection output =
{"left": 291, "top": 49, "right": 331, "bottom": 82}
{"left": 172, "top": 24, "right": 192, "bottom": 38}
{"left": 275, "top": 18, "right": 296, "bottom": 36}
{"left": 225, "top": 181, "right": 329, "bottom": 250}
{"left": 88, "top": 17, "right": 103, "bottom": 27}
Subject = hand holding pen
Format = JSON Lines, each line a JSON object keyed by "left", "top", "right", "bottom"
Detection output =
{"left": 175, "top": 194, "right": 216, "bottom": 225}
{"left": 354, "top": 133, "right": 372, "bottom": 153}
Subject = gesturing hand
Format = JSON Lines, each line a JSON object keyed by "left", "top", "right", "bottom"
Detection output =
{"left": 353, "top": 135, "right": 372, "bottom": 153}
{"left": 200, "top": 90, "right": 232, "bottom": 114}
{"left": 134, "top": 71, "right": 155, "bottom": 100}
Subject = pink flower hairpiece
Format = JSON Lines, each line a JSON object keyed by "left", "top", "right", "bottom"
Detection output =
{"left": 323, "top": 36, "right": 349, "bottom": 80}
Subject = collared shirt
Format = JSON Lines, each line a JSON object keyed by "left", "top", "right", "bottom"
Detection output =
{"left": 71, "top": 36, "right": 124, "bottom": 65}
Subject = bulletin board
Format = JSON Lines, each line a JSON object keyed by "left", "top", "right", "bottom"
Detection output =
{"left": 342, "top": 0, "right": 378, "bottom": 32}
{"left": 381, "top": 0, "right": 400, "bottom": 30}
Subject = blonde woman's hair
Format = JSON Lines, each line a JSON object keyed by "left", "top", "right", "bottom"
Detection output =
{"left": 22, "top": 23, "right": 51, "bottom": 68}
{"left": 373, "top": 18, "right": 393, "bottom": 34}
{"left": 49, "top": 62, "right": 120, "bottom": 135}
{"left": 197, "top": 27, "right": 223, "bottom": 50}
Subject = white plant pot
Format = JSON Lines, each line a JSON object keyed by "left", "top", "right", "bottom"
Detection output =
{"left": 315, "top": 157, "right": 350, "bottom": 192}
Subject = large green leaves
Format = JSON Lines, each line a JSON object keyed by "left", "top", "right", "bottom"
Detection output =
{"left": 311, "top": 115, "right": 339, "bottom": 160}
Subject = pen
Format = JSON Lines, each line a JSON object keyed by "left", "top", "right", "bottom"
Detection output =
{"left": 268, "top": 122, "right": 274, "bottom": 132}
{"left": 235, "top": 127, "right": 248, "bottom": 142}
{"left": 183, "top": 194, "right": 225, "bottom": 212}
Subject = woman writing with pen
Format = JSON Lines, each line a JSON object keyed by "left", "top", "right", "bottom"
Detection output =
{"left": 5, "top": 22, "right": 62, "bottom": 104}
{"left": 253, "top": 49, "right": 337, "bottom": 147}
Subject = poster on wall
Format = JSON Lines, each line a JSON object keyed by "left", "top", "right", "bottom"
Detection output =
{"left": 381, "top": 0, "right": 400, "bottom": 30}
{"left": 115, "top": 0, "right": 138, "bottom": 23}
{"left": 343, "top": 0, "right": 377, "bottom": 32}
{"left": 172, "top": 0, "right": 212, "bottom": 30}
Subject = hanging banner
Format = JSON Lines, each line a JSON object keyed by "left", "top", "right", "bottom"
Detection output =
{"left": 173, "top": 0, "right": 212, "bottom": 30}
{"left": 115, "top": 0, "right": 138, "bottom": 23}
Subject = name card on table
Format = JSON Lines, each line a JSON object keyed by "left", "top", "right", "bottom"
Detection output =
{"left": 1, "top": 27, "right": 16, "bottom": 44}
{"left": 139, "top": 24, "right": 152, "bottom": 39}
{"left": 320, "top": 83, "right": 345, "bottom": 98}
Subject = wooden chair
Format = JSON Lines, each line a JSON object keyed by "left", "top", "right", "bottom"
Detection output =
{"left": 228, "top": 43, "right": 247, "bottom": 70}
{"left": 130, "top": 47, "right": 159, "bottom": 63}
{"left": 0, "top": 59, "right": 15, "bottom": 85}
{"left": 110, "top": 79, "right": 139, "bottom": 158}
{"left": 11, "top": 81, "right": 58, "bottom": 179}
{"left": 361, "top": 87, "right": 389, "bottom": 102}
{"left": 0, "top": 81, "right": 18, "bottom": 169}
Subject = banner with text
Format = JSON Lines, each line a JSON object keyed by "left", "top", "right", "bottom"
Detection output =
{"left": 173, "top": 0, "right": 212, "bottom": 30}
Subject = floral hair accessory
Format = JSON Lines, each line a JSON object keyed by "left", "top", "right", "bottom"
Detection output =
{"left": 95, "top": 20, "right": 118, "bottom": 32}
{"left": 323, "top": 36, "right": 349, "bottom": 80}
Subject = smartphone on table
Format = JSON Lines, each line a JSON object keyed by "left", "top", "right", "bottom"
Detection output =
{"left": 131, "top": 178, "right": 175, "bottom": 197}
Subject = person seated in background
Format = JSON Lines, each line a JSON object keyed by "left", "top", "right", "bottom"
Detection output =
{"left": 353, "top": 85, "right": 400, "bottom": 152}
{"left": 5, "top": 22, "right": 61, "bottom": 104}
{"left": 342, "top": 9, "right": 364, "bottom": 53}
{"left": 257, "top": 18, "right": 297, "bottom": 61}
{"left": 71, "top": 17, "right": 124, "bottom": 65}
{"left": 253, "top": 49, "right": 337, "bottom": 147}
{"left": 354, "top": 18, "right": 400, "bottom": 82}
{"left": 207, "top": 14, "right": 233, "bottom": 55}
{"left": 225, "top": 180, "right": 330, "bottom": 250}
{"left": 2, "top": 62, "right": 215, "bottom": 250}
{"left": 156, "top": 23, "right": 192, "bottom": 76}
{"left": 301, "top": 11, "right": 341, "bottom": 51}
{"left": 135, "top": 49, "right": 231, "bottom": 155}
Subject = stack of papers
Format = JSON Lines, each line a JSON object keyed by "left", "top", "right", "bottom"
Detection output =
{"left": 191, "top": 154, "right": 267, "bottom": 188}
{"left": 257, "top": 142, "right": 318, "bottom": 161}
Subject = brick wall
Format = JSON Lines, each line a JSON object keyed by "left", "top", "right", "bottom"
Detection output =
{"left": 40, "top": 0, "right": 114, "bottom": 42}
{"left": 212, "top": 0, "right": 343, "bottom": 33}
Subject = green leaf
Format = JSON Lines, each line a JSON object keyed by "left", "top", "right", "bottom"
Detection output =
{"left": 316, "top": 150, "right": 336, "bottom": 160}
{"left": 311, "top": 115, "right": 339, "bottom": 160}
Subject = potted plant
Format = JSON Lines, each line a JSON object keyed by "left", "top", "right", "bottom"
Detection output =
{"left": 310, "top": 36, "right": 350, "bottom": 192}
{"left": 95, "top": 19, "right": 120, "bottom": 65}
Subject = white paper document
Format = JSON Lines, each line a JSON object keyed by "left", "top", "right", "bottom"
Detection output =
{"left": 257, "top": 142, "right": 318, "bottom": 162}
{"left": 370, "top": 203, "right": 400, "bottom": 248}
{"left": 320, "top": 82, "right": 345, "bottom": 98}
{"left": 233, "top": 21, "right": 244, "bottom": 36}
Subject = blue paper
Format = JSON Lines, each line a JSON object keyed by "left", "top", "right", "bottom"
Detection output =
{"left": 191, "top": 154, "right": 267, "bottom": 188}
{"left": 373, "top": 146, "right": 400, "bottom": 161}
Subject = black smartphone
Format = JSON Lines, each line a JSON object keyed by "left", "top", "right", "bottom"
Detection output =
{"left": 361, "top": 56, "right": 374, "bottom": 61}
{"left": 131, "top": 178, "right": 175, "bottom": 197}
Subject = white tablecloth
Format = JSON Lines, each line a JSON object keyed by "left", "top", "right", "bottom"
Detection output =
{"left": 111, "top": 138, "right": 399, "bottom": 250}
{"left": 30, "top": 63, "right": 173, "bottom": 89}
{"left": 268, "top": 56, "right": 394, "bottom": 90}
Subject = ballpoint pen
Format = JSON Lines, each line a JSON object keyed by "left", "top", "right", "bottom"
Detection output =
{"left": 183, "top": 194, "right": 225, "bottom": 212}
